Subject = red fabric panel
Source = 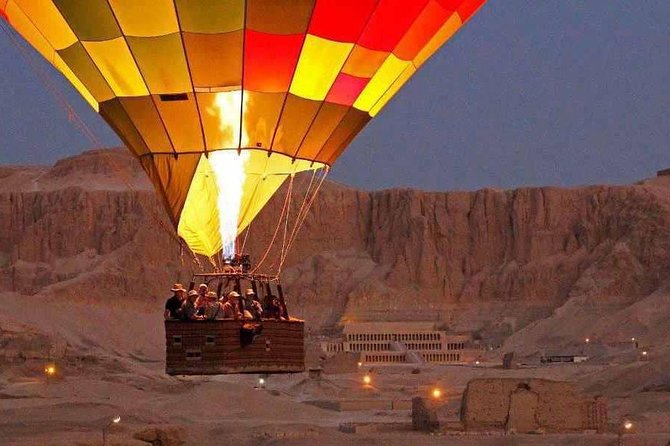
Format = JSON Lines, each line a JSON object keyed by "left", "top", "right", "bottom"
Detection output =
{"left": 456, "top": 0, "right": 486, "bottom": 21}
{"left": 326, "top": 73, "right": 369, "bottom": 106}
{"left": 0, "top": 7, "right": 8, "bottom": 22}
{"left": 308, "top": 0, "right": 377, "bottom": 42}
{"left": 394, "top": 1, "right": 450, "bottom": 60}
{"left": 438, "top": 0, "right": 486, "bottom": 20}
{"left": 244, "top": 30, "right": 304, "bottom": 93}
{"left": 358, "top": 0, "right": 429, "bottom": 52}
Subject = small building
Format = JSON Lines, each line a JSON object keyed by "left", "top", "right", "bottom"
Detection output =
{"left": 321, "top": 322, "right": 480, "bottom": 365}
{"left": 540, "top": 355, "right": 589, "bottom": 364}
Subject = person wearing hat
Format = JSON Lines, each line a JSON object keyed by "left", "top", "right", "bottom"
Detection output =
{"left": 245, "top": 288, "right": 263, "bottom": 320}
{"left": 195, "top": 283, "right": 208, "bottom": 317}
{"left": 180, "top": 289, "right": 204, "bottom": 321}
{"left": 164, "top": 283, "right": 186, "bottom": 320}
{"left": 222, "top": 291, "right": 243, "bottom": 320}
{"left": 203, "top": 291, "right": 224, "bottom": 320}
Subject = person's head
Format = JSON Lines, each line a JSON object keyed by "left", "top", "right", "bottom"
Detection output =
{"left": 227, "top": 291, "right": 240, "bottom": 303}
{"left": 206, "top": 291, "right": 218, "bottom": 302}
{"left": 198, "top": 283, "right": 208, "bottom": 296}
{"left": 188, "top": 290, "right": 198, "bottom": 301}
{"left": 171, "top": 283, "right": 186, "bottom": 298}
{"left": 245, "top": 288, "right": 255, "bottom": 299}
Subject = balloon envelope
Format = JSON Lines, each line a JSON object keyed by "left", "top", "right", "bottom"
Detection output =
{"left": 2, "top": 0, "right": 486, "bottom": 256}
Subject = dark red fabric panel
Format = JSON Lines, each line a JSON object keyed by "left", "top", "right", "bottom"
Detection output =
{"left": 326, "top": 73, "right": 369, "bottom": 106}
{"left": 358, "top": 0, "right": 429, "bottom": 51}
{"left": 0, "top": 7, "right": 8, "bottom": 22}
{"left": 308, "top": 0, "right": 377, "bottom": 42}
{"left": 244, "top": 30, "right": 304, "bottom": 92}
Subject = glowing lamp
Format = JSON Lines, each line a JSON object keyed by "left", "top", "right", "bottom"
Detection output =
{"left": 357, "top": 362, "right": 362, "bottom": 367}
{"left": 631, "top": 337, "right": 636, "bottom": 342}
{"left": 112, "top": 416, "right": 121, "bottom": 424}
{"left": 475, "top": 361, "right": 480, "bottom": 366}
{"left": 45, "top": 365, "right": 56, "bottom": 376}
{"left": 585, "top": 337, "right": 590, "bottom": 344}
{"left": 363, "top": 374, "right": 371, "bottom": 385}
{"left": 431, "top": 388, "right": 442, "bottom": 399}
{"left": 623, "top": 421, "right": 633, "bottom": 430}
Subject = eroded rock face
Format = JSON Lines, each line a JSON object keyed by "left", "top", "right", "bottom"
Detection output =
{"left": 1, "top": 149, "right": 669, "bottom": 340}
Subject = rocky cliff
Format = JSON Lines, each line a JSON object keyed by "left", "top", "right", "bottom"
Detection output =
{"left": 1, "top": 149, "right": 669, "bottom": 350}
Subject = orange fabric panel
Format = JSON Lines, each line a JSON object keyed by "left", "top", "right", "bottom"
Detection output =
{"left": 243, "top": 91, "right": 285, "bottom": 150}
{"left": 342, "top": 45, "right": 389, "bottom": 78}
{"left": 99, "top": 98, "right": 150, "bottom": 156}
{"left": 183, "top": 31, "right": 242, "bottom": 88}
{"left": 317, "top": 108, "right": 370, "bottom": 165}
{"left": 139, "top": 153, "right": 202, "bottom": 224}
{"left": 295, "top": 102, "right": 349, "bottom": 161}
{"left": 247, "top": 0, "right": 314, "bottom": 34}
{"left": 394, "top": 1, "right": 450, "bottom": 60}
{"left": 271, "top": 94, "right": 321, "bottom": 157}
{"left": 154, "top": 93, "right": 205, "bottom": 152}
{"left": 119, "top": 96, "right": 174, "bottom": 153}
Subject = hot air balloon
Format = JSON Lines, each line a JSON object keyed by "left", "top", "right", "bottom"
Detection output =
{"left": 1, "top": 0, "right": 487, "bottom": 374}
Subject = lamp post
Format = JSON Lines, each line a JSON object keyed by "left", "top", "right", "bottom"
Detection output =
{"left": 102, "top": 415, "right": 121, "bottom": 446}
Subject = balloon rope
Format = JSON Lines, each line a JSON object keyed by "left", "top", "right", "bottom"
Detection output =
{"left": 250, "top": 173, "right": 294, "bottom": 274}
{"left": 1, "top": 21, "right": 195, "bottom": 263}
{"left": 277, "top": 167, "right": 329, "bottom": 275}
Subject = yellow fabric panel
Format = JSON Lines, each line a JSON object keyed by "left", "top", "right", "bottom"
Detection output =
{"left": 342, "top": 45, "right": 389, "bottom": 78}
{"left": 238, "top": 153, "right": 323, "bottom": 233}
{"left": 178, "top": 155, "right": 223, "bottom": 256}
{"left": 413, "top": 12, "right": 462, "bottom": 68}
{"left": 154, "top": 93, "right": 204, "bottom": 152}
{"left": 13, "top": 0, "right": 76, "bottom": 50}
{"left": 127, "top": 34, "right": 191, "bottom": 94}
{"left": 108, "top": 0, "right": 178, "bottom": 37}
{"left": 53, "top": 0, "right": 121, "bottom": 41}
{"left": 83, "top": 38, "right": 149, "bottom": 97}
{"left": 5, "top": 1, "right": 54, "bottom": 62}
{"left": 354, "top": 54, "right": 411, "bottom": 112}
{"left": 53, "top": 53, "right": 98, "bottom": 110}
{"left": 369, "top": 64, "right": 416, "bottom": 117}
{"left": 176, "top": 0, "right": 244, "bottom": 34}
{"left": 178, "top": 150, "right": 324, "bottom": 256}
{"left": 290, "top": 35, "right": 352, "bottom": 101}
{"left": 58, "top": 42, "right": 115, "bottom": 102}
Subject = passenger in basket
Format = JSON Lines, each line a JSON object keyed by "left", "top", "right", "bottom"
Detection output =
{"left": 196, "top": 283, "right": 208, "bottom": 316}
{"left": 222, "top": 291, "right": 243, "bottom": 320}
{"left": 164, "top": 283, "right": 186, "bottom": 320}
{"left": 203, "top": 291, "right": 223, "bottom": 320}
{"left": 245, "top": 288, "right": 263, "bottom": 320}
{"left": 181, "top": 290, "right": 204, "bottom": 320}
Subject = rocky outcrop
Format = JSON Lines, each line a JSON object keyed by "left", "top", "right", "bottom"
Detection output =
{"left": 1, "top": 149, "right": 669, "bottom": 342}
{"left": 461, "top": 378, "right": 608, "bottom": 433}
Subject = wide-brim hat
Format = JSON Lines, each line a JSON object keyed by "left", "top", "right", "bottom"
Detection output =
{"left": 171, "top": 283, "right": 186, "bottom": 292}
{"left": 198, "top": 283, "right": 208, "bottom": 290}
{"left": 245, "top": 288, "right": 255, "bottom": 296}
{"left": 188, "top": 290, "right": 199, "bottom": 297}
{"left": 228, "top": 291, "right": 241, "bottom": 299}
{"left": 206, "top": 291, "right": 218, "bottom": 299}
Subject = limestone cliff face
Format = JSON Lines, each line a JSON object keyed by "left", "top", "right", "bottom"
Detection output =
{"left": 1, "top": 149, "right": 669, "bottom": 337}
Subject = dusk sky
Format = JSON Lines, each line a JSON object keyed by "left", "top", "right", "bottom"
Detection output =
{"left": 1, "top": 1, "right": 668, "bottom": 192}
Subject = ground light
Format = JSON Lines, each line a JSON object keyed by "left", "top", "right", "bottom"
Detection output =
{"left": 431, "top": 388, "right": 442, "bottom": 399}
{"left": 363, "top": 374, "right": 372, "bottom": 386}
{"left": 357, "top": 362, "right": 362, "bottom": 367}
{"left": 102, "top": 415, "right": 121, "bottom": 446}
{"left": 44, "top": 364, "right": 56, "bottom": 384}
{"left": 585, "top": 337, "right": 590, "bottom": 344}
{"left": 624, "top": 421, "right": 633, "bottom": 430}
